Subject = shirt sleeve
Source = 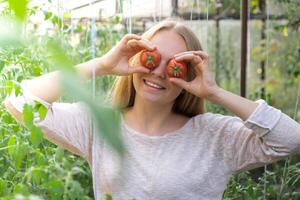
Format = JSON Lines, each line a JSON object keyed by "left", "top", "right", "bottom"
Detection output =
{"left": 220, "top": 99, "right": 300, "bottom": 174}
{"left": 200, "top": 99, "right": 300, "bottom": 175}
{"left": 6, "top": 80, "right": 93, "bottom": 161}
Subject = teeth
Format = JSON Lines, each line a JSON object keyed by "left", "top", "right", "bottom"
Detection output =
{"left": 145, "top": 80, "right": 164, "bottom": 89}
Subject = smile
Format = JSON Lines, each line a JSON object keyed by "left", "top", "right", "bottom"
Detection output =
{"left": 143, "top": 79, "right": 166, "bottom": 90}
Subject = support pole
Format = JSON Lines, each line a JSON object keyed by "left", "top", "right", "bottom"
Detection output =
{"left": 240, "top": 0, "right": 248, "bottom": 97}
{"left": 171, "top": 0, "right": 178, "bottom": 16}
{"left": 215, "top": 1, "right": 222, "bottom": 85}
{"left": 259, "top": 0, "right": 266, "bottom": 99}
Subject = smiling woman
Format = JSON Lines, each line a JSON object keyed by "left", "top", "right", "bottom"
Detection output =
{"left": 112, "top": 20, "right": 205, "bottom": 118}
{"left": 4, "top": 19, "right": 300, "bottom": 200}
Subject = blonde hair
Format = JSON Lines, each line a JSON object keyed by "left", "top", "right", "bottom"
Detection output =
{"left": 110, "top": 19, "right": 205, "bottom": 117}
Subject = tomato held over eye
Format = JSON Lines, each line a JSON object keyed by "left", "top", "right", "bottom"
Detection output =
{"left": 140, "top": 50, "right": 161, "bottom": 69}
{"left": 166, "top": 59, "right": 187, "bottom": 78}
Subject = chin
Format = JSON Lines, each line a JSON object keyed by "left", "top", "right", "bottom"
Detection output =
{"left": 140, "top": 93, "right": 165, "bottom": 103}
{"left": 139, "top": 92, "right": 177, "bottom": 106}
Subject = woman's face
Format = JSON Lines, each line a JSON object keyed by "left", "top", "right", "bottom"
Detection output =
{"left": 132, "top": 29, "right": 188, "bottom": 105}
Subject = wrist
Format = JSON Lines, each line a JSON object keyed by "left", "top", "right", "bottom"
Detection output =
{"left": 206, "top": 86, "right": 223, "bottom": 104}
{"left": 91, "top": 58, "right": 109, "bottom": 76}
{"left": 75, "top": 58, "right": 107, "bottom": 80}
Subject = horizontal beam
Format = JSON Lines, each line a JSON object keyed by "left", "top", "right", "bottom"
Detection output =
{"left": 179, "top": 12, "right": 285, "bottom": 20}
{"left": 61, "top": 13, "right": 287, "bottom": 25}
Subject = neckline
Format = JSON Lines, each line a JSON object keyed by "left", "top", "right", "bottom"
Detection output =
{"left": 120, "top": 113, "right": 195, "bottom": 140}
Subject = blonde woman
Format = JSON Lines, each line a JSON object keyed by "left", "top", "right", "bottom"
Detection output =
{"left": 5, "top": 20, "right": 300, "bottom": 200}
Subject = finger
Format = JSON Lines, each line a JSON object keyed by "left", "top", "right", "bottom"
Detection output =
{"left": 193, "top": 51, "right": 210, "bottom": 71}
{"left": 173, "top": 51, "right": 195, "bottom": 58}
{"left": 175, "top": 53, "right": 203, "bottom": 64}
{"left": 127, "top": 39, "right": 156, "bottom": 51}
{"left": 193, "top": 51, "right": 209, "bottom": 60}
{"left": 174, "top": 53, "right": 205, "bottom": 76}
{"left": 129, "top": 66, "right": 150, "bottom": 74}
{"left": 174, "top": 51, "right": 209, "bottom": 61}
{"left": 169, "top": 77, "right": 191, "bottom": 91}
{"left": 121, "top": 34, "right": 141, "bottom": 44}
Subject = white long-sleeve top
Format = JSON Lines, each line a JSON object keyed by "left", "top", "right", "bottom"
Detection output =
{"left": 6, "top": 80, "right": 300, "bottom": 200}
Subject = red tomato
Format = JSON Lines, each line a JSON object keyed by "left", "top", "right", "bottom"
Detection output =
{"left": 140, "top": 50, "right": 161, "bottom": 69}
{"left": 166, "top": 59, "right": 187, "bottom": 78}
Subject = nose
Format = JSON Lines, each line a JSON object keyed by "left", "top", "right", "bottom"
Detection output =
{"left": 151, "top": 60, "right": 167, "bottom": 79}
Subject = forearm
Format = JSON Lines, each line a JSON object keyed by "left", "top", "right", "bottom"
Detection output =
{"left": 207, "top": 87, "right": 259, "bottom": 121}
{"left": 4, "top": 58, "right": 106, "bottom": 124}
{"left": 24, "top": 58, "right": 104, "bottom": 104}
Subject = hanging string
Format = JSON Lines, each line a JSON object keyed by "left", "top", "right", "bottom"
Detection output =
{"left": 196, "top": 0, "right": 200, "bottom": 21}
{"left": 88, "top": 0, "right": 98, "bottom": 198}
{"left": 90, "top": 17, "right": 96, "bottom": 97}
{"left": 159, "top": 0, "right": 163, "bottom": 21}
{"left": 205, "top": 0, "right": 209, "bottom": 51}
{"left": 263, "top": 0, "right": 270, "bottom": 199}
{"left": 89, "top": 0, "right": 97, "bottom": 168}
{"left": 293, "top": 83, "right": 300, "bottom": 121}
{"left": 190, "top": 0, "right": 194, "bottom": 21}
{"left": 56, "top": 0, "right": 64, "bottom": 40}
{"left": 128, "top": 0, "right": 132, "bottom": 34}
{"left": 152, "top": 0, "right": 157, "bottom": 23}
{"left": 57, "top": 0, "right": 64, "bottom": 104}
{"left": 195, "top": 0, "right": 201, "bottom": 48}
{"left": 88, "top": 1, "right": 97, "bottom": 100}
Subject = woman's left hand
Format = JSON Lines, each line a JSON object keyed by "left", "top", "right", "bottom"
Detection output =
{"left": 169, "top": 51, "right": 219, "bottom": 99}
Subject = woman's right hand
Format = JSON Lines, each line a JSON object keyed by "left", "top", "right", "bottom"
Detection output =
{"left": 97, "top": 34, "right": 156, "bottom": 76}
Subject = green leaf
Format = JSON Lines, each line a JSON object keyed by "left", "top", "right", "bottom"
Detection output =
{"left": 14, "top": 143, "right": 29, "bottom": 169}
{"left": 32, "top": 167, "right": 47, "bottom": 185}
{"left": 46, "top": 39, "right": 74, "bottom": 70}
{"left": 52, "top": 15, "right": 63, "bottom": 29}
{"left": 281, "top": 25, "right": 288, "bottom": 36}
{"left": 61, "top": 73, "right": 125, "bottom": 156}
{"left": 65, "top": 180, "right": 84, "bottom": 199}
{"left": 32, "top": 66, "right": 42, "bottom": 76}
{"left": 0, "top": 60, "right": 4, "bottom": 73}
{"left": 35, "top": 150, "right": 47, "bottom": 166}
{"left": 106, "top": 194, "right": 113, "bottom": 200}
{"left": 0, "top": 17, "right": 24, "bottom": 48}
{"left": 44, "top": 11, "right": 53, "bottom": 20}
{"left": 23, "top": 104, "right": 34, "bottom": 128}
{"left": 7, "top": 0, "right": 28, "bottom": 21}
{"left": 6, "top": 80, "right": 14, "bottom": 95}
{"left": 115, "top": 15, "right": 121, "bottom": 23}
{"left": 63, "top": 12, "right": 71, "bottom": 19}
{"left": 0, "top": 178, "right": 7, "bottom": 196}
{"left": 46, "top": 38, "right": 124, "bottom": 156}
{"left": 54, "top": 147, "right": 64, "bottom": 162}
{"left": 46, "top": 180, "right": 64, "bottom": 200}
{"left": 30, "top": 126, "right": 44, "bottom": 148}
{"left": 33, "top": 101, "right": 48, "bottom": 120}
{"left": 14, "top": 183, "right": 29, "bottom": 196}
{"left": 92, "top": 106, "right": 124, "bottom": 156}
{"left": 7, "top": 135, "right": 16, "bottom": 155}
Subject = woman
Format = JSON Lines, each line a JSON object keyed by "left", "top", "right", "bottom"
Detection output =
{"left": 5, "top": 20, "right": 300, "bottom": 200}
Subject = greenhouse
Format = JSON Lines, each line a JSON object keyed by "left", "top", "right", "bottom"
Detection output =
{"left": 0, "top": 0, "right": 300, "bottom": 199}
